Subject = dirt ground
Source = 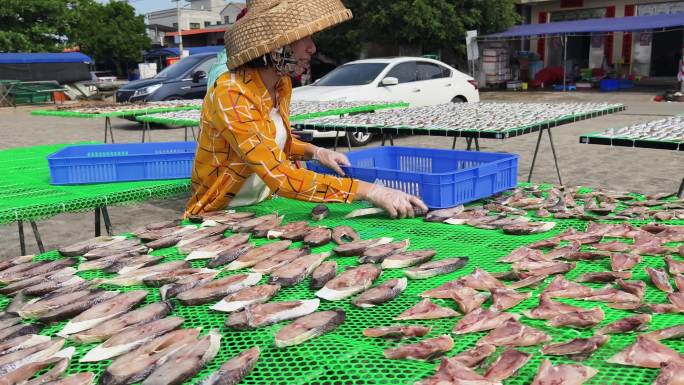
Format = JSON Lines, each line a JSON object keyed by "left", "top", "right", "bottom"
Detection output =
{"left": 0, "top": 90, "right": 682, "bottom": 256}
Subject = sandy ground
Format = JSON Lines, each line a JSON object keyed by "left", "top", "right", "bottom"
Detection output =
{"left": 0, "top": 90, "right": 682, "bottom": 256}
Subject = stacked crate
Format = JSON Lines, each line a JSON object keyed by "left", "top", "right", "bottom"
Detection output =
{"left": 483, "top": 48, "right": 511, "bottom": 85}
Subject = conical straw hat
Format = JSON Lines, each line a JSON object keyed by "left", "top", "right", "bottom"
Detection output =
{"left": 225, "top": 0, "right": 352, "bottom": 69}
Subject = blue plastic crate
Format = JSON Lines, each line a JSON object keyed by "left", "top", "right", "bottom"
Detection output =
{"left": 600, "top": 79, "right": 619, "bottom": 92}
{"left": 308, "top": 146, "right": 518, "bottom": 209}
{"left": 618, "top": 79, "right": 634, "bottom": 89}
{"left": 47, "top": 142, "right": 196, "bottom": 185}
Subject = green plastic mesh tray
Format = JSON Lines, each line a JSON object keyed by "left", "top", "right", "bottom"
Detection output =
{"left": 0, "top": 143, "right": 190, "bottom": 225}
{"left": 2, "top": 197, "right": 682, "bottom": 384}
{"left": 31, "top": 105, "right": 201, "bottom": 119}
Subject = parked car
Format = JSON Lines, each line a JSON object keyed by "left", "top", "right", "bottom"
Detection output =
{"left": 292, "top": 57, "right": 479, "bottom": 146}
{"left": 116, "top": 52, "right": 217, "bottom": 103}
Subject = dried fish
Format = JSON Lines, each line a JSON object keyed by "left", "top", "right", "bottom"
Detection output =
{"left": 478, "top": 319, "right": 551, "bottom": 347}
{"left": 597, "top": 314, "right": 651, "bottom": 335}
{"left": 647, "top": 267, "right": 674, "bottom": 293}
{"left": 607, "top": 336, "right": 684, "bottom": 368}
{"left": 546, "top": 307, "right": 604, "bottom": 328}
{"left": 268, "top": 252, "right": 329, "bottom": 287}
{"left": 530, "top": 360, "right": 597, "bottom": 385}
{"left": 484, "top": 348, "right": 531, "bottom": 381}
{"left": 310, "top": 261, "right": 337, "bottom": 289}
{"left": 490, "top": 288, "right": 531, "bottom": 312}
{"left": 352, "top": 278, "right": 407, "bottom": 308}
{"left": 225, "top": 240, "right": 292, "bottom": 270}
{"left": 383, "top": 335, "right": 454, "bottom": 361}
{"left": 333, "top": 237, "right": 393, "bottom": 257}
{"left": 225, "top": 299, "right": 320, "bottom": 329}
{"left": 363, "top": 325, "right": 431, "bottom": 339}
{"left": 274, "top": 310, "right": 345, "bottom": 347}
{"left": 176, "top": 273, "right": 262, "bottom": 305}
{"left": 576, "top": 271, "right": 632, "bottom": 283}
{"left": 331, "top": 226, "right": 360, "bottom": 245}
{"left": 211, "top": 284, "right": 281, "bottom": 313}
{"left": 359, "top": 239, "right": 409, "bottom": 264}
{"left": 310, "top": 204, "right": 330, "bottom": 221}
{"left": 405, "top": 257, "right": 468, "bottom": 279}
{"left": 303, "top": 227, "right": 332, "bottom": 247}
{"left": 541, "top": 335, "right": 609, "bottom": 361}
{"left": 251, "top": 247, "right": 310, "bottom": 274}
{"left": 452, "top": 308, "right": 519, "bottom": 334}
{"left": 316, "top": 264, "right": 381, "bottom": 301}
{"left": 396, "top": 298, "right": 460, "bottom": 320}
{"left": 198, "top": 346, "right": 260, "bottom": 385}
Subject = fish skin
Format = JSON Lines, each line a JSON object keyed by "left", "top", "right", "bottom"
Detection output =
{"left": 352, "top": 278, "right": 407, "bottom": 308}
{"left": 7, "top": 356, "right": 71, "bottom": 385}
{"left": 499, "top": 247, "right": 545, "bottom": 263}
{"left": 80, "top": 316, "right": 185, "bottom": 362}
{"left": 517, "top": 261, "right": 575, "bottom": 278}
{"left": 576, "top": 271, "right": 632, "bottom": 283}
{"left": 83, "top": 239, "right": 148, "bottom": 259}
{"left": 396, "top": 298, "right": 460, "bottom": 321}
{"left": 405, "top": 257, "right": 469, "bottom": 280}
{"left": 542, "top": 276, "right": 593, "bottom": 298}
{"left": 333, "top": 238, "right": 393, "bottom": 257}
{"left": 0, "top": 334, "right": 51, "bottom": 356}
{"left": 490, "top": 288, "right": 532, "bottom": 312}
{"left": 176, "top": 234, "right": 225, "bottom": 255}
{"left": 529, "top": 360, "right": 597, "bottom": 385}
{"left": 58, "top": 236, "right": 126, "bottom": 257}
{"left": 610, "top": 253, "right": 642, "bottom": 271}
{"left": 643, "top": 325, "right": 684, "bottom": 341}
{"left": 502, "top": 221, "right": 556, "bottom": 235}
{"left": 381, "top": 249, "right": 436, "bottom": 269}
{"left": 478, "top": 320, "right": 551, "bottom": 347}
{"left": 0, "top": 339, "right": 64, "bottom": 376}
{"left": 0, "top": 267, "right": 76, "bottom": 296}
{"left": 132, "top": 219, "right": 183, "bottom": 236}
{"left": 676, "top": 274, "right": 684, "bottom": 292}
{"left": 185, "top": 234, "right": 250, "bottom": 261}
{"left": 177, "top": 273, "right": 262, "bottom": 306}
{"left": 421, "top": 280, "right": 465, "bottom": 299}
{"left": 42, "top": 372, "right": 95, "bottom": 385}
{"left": 458, "top": 267, "right": 504, "bottom": 290}
{"left": 424, "top": 205, "right": 464, "bottom": 222}
{"left": 268, "top": 252, "right": 329, "bottom": 287}
{"left": 647, "top": 267, "right": 674, "bottom": 293}
{"left": 667, "top": 256, "right": 684, "bottom": 275}
{"left": 195, "top": 211, "right": 255, "bottom": 226}
{"left": 18, "top": 289, "right": 99, "bottom": 319}
{"left": 58, "top": 290, "right": 148, "bottom": 337}
{"left": 225, "top": 240, "right": 292, "bottom": 270}
{"left": 144, "top": 227, "right": 198, "bottom": 249}
{"left": 159, "top": 272, "right": 219, "bottom": 300}
{"left": 267, "top": 221, "right": 309, "bottom": 239}
{"left": 448, "top": 285, "right": 489, "bottom": 314}
{"left": 251, "top": 247, "right": 311, "bottom": 274}
{"left": 251, "top": 216, "right": 284, "bottom": 238}
{"left": 0, "top": 323, "right": 40, "bottom": 343}
{"left": 522, "top": 296, "right": 586, "bottom": 320}
{"left": 607, "top": 335, "right": 684, "bottom": 368}
{"left": 383, "top": 335, "right": 454, "bottom": 361}
{"left": 106, "top": 255, "right": 164, "bottom": 274}
{"left": 316, "top": 264, "right": 381, "bottom": 301}
{"left": 70, "top": 301, "right": 173, "bottom": 344}
{"left": 310, "top": 261, "right": 337, "bottom": 289}
{"left": 593, "top": 241, "right": 632, "bottom": 253}
{"left": 310, "top": 205, "right": 330, "bottom": 221}
{"left": 102, "top": 261, "right": 191, "bottom": 286}
{"left": 211, "top": 284, "right": 281, "bottom": 313}
{"left": 142, "top": 268, "right": 216, "bottom": 287}
{"left": 484, "top": 348, "right": 532, "bottom": 381}
{"left": 100, "top": 328, "right": 200, "bottom": 385}
{"left": 225, "top": 299, "right": 320, "bottom": 329}
{"left": 331, "top": 226, "right": 360, "bottom": 245}
{"left": 274, "top": 310, "right": 345, "bottom": 347}
{"left": 278, "top": 227, "right": 312, "bottom": 242}
{"left": 653, "top": 361, "right": 684, "bottom": 385}
{"left": 596, "top": 314, "right": 651, "bottom": 335}
{"left": 506, "top": 275, "right": 548, "bottom": 290}
{"left": 232, "top": 214, "right": 278, "bottom": 233}
{"left": 303, "top": 227, "right": 332, "bottom": 247}
{"left": 415, "top": 357, "right": 501, "bottom": 385}
{"left": 668, "top": 291, "right": 684, "bottom": 310}
{"left": 358, "top": 239, "right": 409, "bottom": 264}
{"left": 362, "top": 325, "right": 431, "bottom": 339}
{"left": 176, "top": 225, "right": 231, "bottom": 249}
{"left": 541, "top": 335, "right": 609, "bottom": 361}
{"left": 141, "top": 330, "right": 221, "bottom": 385}
{"left": 0, "top": 258, "right": 77, "bottom": 284}
{"left": 198, "top": 346, "right": 260, "bottom": 385}
{"left": 0, "top": 254, "right": 34, "bottom": 273}
{"left": 452, "top": 308, "right": 520, "bottom": 334}
{"left": 207, "top": 245, "right": 253, "bottom": 268}
{"left": 36, "top": 290, "right": 120, "bottom": 323}
{"left": 449, "top": 344, "right": 497, "bottom": 368}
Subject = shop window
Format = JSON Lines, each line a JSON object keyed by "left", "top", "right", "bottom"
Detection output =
{"left": 190, "top": 22, "right": 200, "bottom": 29}
{"left": 204, "top": 21, "right": 211, "bottom": 27}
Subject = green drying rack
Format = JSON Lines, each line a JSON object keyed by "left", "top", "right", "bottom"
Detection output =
{"left": 0, "top": 143, "right": 190, "bottom": 255}
{"left": 31, "top": 105, "right": 201, "bottom": 143}
{"left": 1, "top": 197, "right": 682, "bottom": 385}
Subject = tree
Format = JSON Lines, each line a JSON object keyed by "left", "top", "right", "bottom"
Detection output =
{"left": 315, "top": 0, "right": 519, "bottom": 65}
{"left": 0, "top": 0, "right": 77, "bottom": 52}
{"left": 69, "top": 0, "right": 150, "bottom": 76}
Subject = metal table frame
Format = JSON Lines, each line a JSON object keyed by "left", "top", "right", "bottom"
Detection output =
{"left": 579, "top": 134, "right": 684, "bottom": 198}
{"left": 139, "top": 121, "right": 197, "bottom": 143}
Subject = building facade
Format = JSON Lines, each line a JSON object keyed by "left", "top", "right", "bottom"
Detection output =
{"left": 515, "top": 0, "right": 684, "bottom": 77}
{"left": 147, "top": 1, "right": 244, "bottom": 31}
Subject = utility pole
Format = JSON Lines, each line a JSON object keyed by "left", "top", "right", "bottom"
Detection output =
{"left": 176, "top": 0, "right": 183, "bottom": 55}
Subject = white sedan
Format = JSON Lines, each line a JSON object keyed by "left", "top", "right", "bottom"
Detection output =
{"left": 293, "top": 57, "right": 480, "bottom": 146}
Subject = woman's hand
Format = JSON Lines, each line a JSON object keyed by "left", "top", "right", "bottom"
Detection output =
{"left": 313, "top": 147, "right": 351, "bottom": 176}
{"left": 357, "top": 182, "right": 428, "bottom": 219}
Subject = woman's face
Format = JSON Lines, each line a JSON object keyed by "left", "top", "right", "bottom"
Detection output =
{"left": 290, "top": 36, "right": 316, "bottom": 72}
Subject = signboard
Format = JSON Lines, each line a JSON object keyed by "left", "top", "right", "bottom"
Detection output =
{"left": 466, "top": 30, "right": 479, "bottom": 61}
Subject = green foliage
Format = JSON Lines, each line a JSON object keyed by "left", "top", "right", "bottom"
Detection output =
{"left": 316, "top": 0, "right": 520, "bottom": 62}
{"left": 0, "top": 0, "right": 77, "bottom": 52}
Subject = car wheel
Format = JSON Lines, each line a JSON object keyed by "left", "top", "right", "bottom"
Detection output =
{"left": 347, "top": 131, "right": 373, "bottom": 147}
{"left": 451, "top": 96, "right": 467, "bottom": 103}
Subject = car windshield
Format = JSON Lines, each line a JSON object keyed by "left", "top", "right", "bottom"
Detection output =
{"left": 314, "top": 63, "right": 388, "bottom": 86}
{"left": 155, "top": 55, "right": 204, "bottom": 79}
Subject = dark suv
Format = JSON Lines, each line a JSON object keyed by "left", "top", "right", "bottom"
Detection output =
{"left": 116, "top": 52, "right": 218, "bottom": 102}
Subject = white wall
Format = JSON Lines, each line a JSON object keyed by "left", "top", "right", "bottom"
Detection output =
{"left": 148, "top": 9, "right": 221, "bottom": 29}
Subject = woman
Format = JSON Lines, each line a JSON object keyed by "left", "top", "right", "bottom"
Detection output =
{"left": 186, "top": 0, "right": 426, "bottom": 219}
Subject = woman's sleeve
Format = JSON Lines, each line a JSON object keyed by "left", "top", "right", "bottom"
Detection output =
{"left": 287, "top": 136, "right": 311, "bottom": 160}
{"left": 215, "top": 89, "right": 358, "bottom": 203}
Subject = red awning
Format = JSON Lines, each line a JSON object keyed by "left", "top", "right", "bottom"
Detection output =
{"left": 166, "top": 27, "right": 227, "bottom": 37}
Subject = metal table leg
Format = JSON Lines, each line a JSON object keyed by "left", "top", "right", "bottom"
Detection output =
{"left": 18, "top": 220, "right": 26, "bottom": 256}
{"left": 389, "top": 134, "right": 394, "bottom": 146}
{"left": 191, "top": 127, "right": 197, "bottom": 141}
{"left": 381, "top": 134, "right": 386, "bottom": 147}
{"left": 141, "top": 122, "right": 152, "bottom": 143}
{"left": 102, "top": 206, "right": 113, "bottom": 236}
{"left": 466, "top": 137, "right": 473, "bottom": 151}
{"left": 546, "top": 126, "right": 563, "bottom": 186}
{"left": 346, "top": 132, "right": 352, "bottom": 152}
{"left": 333, "top": 129, "right": 340, "bottom": 151}
{"left": 474, "top": 137, "right": 480, "bottom": 151}
{"left": 527, "top": 127, "right": 545, "bottom": 183}
{"left": 104, "top": 117, "right": 115, "bottom": 143}
{"left": 451, "top": 137, "right": 458, "bottom": 150}
{"left": 94, "top": 207, "right": 101, "bottom": 236}
{"left": 29, "top": 221, "right": 45, "bottom": 254}
{"left": 678, "top": 176, "right": 684, "bottom": 198}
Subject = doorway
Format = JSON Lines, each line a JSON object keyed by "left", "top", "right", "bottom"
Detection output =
{"left": 650, "top": 28, "right": 683, "bottom": 77}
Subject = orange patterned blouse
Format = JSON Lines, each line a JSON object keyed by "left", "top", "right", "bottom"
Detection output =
{"left": 185, "top": 67, "right": 359, "bottom": 215}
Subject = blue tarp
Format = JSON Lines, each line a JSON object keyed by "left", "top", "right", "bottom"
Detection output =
{"left": 0, "top": 52, "right": 93, "bottom": 64}
{"left": 483, "top": 13, "right": 684, "bottom": 38}
{"left": 144, "top": 45, "right": 223, "bottom": 59}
